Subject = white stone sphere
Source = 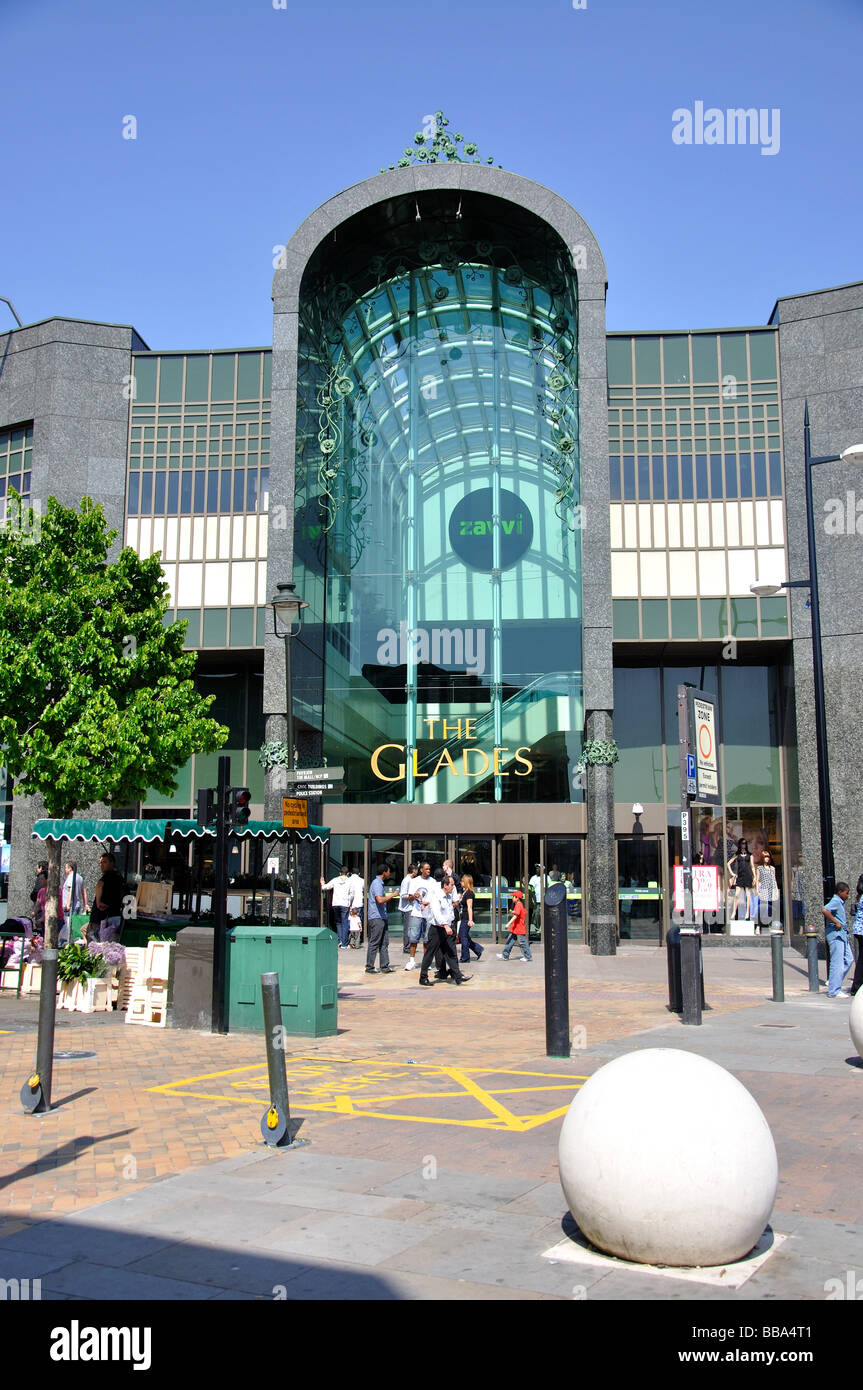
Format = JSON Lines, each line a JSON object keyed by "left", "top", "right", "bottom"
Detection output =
{"left": 849, "top": 991, "right": 863, "bottom": 1060}
{"left": 558, "top": 1049, "right": 777, "bottom": 1267}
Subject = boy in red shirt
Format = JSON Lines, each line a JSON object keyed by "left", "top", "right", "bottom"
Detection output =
{"left": 497, "top": 889, "right": 532, "bottom": 962}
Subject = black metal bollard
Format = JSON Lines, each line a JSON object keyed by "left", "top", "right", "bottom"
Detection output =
{"left": 543, "top": 882, "right": 570, "bottom": 1058}
{"left": 260, "top": 971, "right": 293, "bottom": 1146}
{"left": 770, "top": 924, "right": 785, "bottom": 1002}
{"left": 29, "top": 950, "right": 59, "bottom": 1113}
{"left": 680, "top": 929, "right": 702, "bottom": 1026}
{"left": 804, "top": 929, "right": 820, "bottom": 992}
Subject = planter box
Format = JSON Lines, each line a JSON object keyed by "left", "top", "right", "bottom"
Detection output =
{"left": 76, "top": 977, "right": 110, "bottom": 1013}
{"left": 58, "top": 981, "right": 81, "bottom": 1010}
{"left": 24, "top": 963, "right": 42, "bottom": 994}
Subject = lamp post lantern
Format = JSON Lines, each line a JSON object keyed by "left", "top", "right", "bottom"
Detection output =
{"left": 270, "top": 581, "right": 308, "bottom": 925}
{"left": 751, "top": 408, "right": 863, "bottom": 903}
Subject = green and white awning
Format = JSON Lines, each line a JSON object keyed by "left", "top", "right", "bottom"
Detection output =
{"left": 32, "top": 818, "right": 330, "bottom": 845}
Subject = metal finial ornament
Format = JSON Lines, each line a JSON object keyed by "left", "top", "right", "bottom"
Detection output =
{"left": 379, "top": 112, "right": 502, "bottom": 172}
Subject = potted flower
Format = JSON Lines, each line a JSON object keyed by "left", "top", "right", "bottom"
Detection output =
{"left": 88, "top": 941, "right": 126, "bottom": 1010}
{"left": 56, "top": 941, "right": 121, "bottom": 1012}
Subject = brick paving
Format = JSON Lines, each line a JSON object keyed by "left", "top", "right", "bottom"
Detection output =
{"left": 0, "top": 943, "right": 828, "bottom": 1233}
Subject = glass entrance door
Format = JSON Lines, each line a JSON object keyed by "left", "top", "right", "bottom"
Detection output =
{"left": 494, "top": 835, "right": 528, "bottom": 940}
{"left": 455, "top": 836, "right": 493, "bottom": 935}
{"left": 617, "top": 836, "right": 664, "bottom": 943}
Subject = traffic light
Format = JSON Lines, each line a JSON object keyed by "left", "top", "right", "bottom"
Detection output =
{"left": 196, "top": 788, "right": 215, "bottom": 827}
{"left": 229, "top": 787, "right": 252, "bottom": 827}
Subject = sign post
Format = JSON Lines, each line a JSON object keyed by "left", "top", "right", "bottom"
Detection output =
{"left": 211, "top": 754, "right": 230, "bottom": 1035}
{"left": 677, "top": 685, "right": 702, "bottom": 1026}
{"left": 281, "top": 798, "right": 308, "bottom": 925}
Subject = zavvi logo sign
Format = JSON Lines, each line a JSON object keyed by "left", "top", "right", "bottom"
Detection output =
{"left": 448, "top": 488, "right": 533, "bottom": 571}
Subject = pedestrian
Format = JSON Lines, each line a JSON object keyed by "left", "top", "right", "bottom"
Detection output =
{"left": 849, "top": 874, "right": 863, "bottom": 997}
{"left": 404, "top": 861, "right": 433, "bottom": 971}
{"left": 63, "top": 861, "right": 88, "bottom": 919}
{"left": 29, "top": 860, "right": 48, "bottom": 908}
{"left": 497, "top": 888, "right": 532, "bottom": 962}
{"left": 822, "top": 882, "right": 854, "bottom": 999}
{"left": 399, "top": 862, "right": 420, "bottom": 954}
{"left": 320, "top": 866, "right": 353, "bottom": 949}
{"left": 418, "top": 874, "right": 470, "bottom": 986}
{"left": 431, "top": 867, "right": 455, "bottom": 980}
{"left": 365, "top": 865, "right": 399, "bottom": 974}
{"left": 458, "top": 873, "right": 483, "bottom": 963}
{"left": 755, "top": 850, "right": 779, "bottom": 931}
{"left": 32, "top": 870, "right": 48, "bottom": 933}
{"left": 347, "top": 904, "right": 363, "bottom": 948}
{"left": 89, "top": 851, "right": 126, "bottom": 942}
{"left": 348, "top": 866, "right": 365, "bottom": 938}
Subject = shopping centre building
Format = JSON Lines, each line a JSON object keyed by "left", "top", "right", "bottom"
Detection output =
{"left": 2, "top": 145, "right": 862, "bottom": 948}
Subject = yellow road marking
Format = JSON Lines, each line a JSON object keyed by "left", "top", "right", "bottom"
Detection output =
{"left": 443, "top": 1066, "right": 528, "bottom": 1131}
{"left": 147, "top": 1059, "right": 587, "bottom": 1132}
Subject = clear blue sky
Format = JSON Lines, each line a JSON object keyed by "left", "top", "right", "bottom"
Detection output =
{"left": 2, "top": 0, "right": 860, "bottom": 348}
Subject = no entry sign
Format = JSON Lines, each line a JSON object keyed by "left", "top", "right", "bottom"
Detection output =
{"left": 692, "top": 695, "right": 718, "bottom": 799}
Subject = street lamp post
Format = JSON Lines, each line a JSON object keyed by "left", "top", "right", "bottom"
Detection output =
{"left": 751, "top": 405, "right": 863, "bottom": 904}
{"left": 270, "top": 581, "right": 308, "bottom": 926}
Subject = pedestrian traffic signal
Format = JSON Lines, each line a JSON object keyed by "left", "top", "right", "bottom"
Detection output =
{"left": 229, "top": 786, "right": 252, "bottom": 827}
{"left": 196, "top": 788, "right": 215, "bottom": 827}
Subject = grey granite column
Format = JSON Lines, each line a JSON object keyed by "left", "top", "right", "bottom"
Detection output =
{"left": 585, "top": 710, "right": 617, "bottom": 956}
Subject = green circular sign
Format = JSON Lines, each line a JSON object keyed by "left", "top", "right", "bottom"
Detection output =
{"left": 448, "top": 488, "right": 533, "bottom": 571}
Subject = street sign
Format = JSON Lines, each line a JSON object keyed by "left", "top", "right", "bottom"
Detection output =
{"left": 283, "top": 766, "right": 344, "bottom": 784}
{"left": 685, "top": 753, "right": 697, "bottom": 797}
{"left": 692, "top": 696, "right": 719, "bottom": 799}
{"left": 290, "top": 783, "right": 345, "bottom": 799}
{"left": 681, "top": 810, "right": 690, "bottom": 841}
{"left": 281, "top": 798, "right": 309, "bottom": 829}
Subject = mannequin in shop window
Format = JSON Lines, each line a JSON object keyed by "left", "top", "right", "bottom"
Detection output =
{"left": 755, "top": 851, "right": 779, "bottom": 932}
{"left": 727, "top": 838, "right": 755, "bottom": 921}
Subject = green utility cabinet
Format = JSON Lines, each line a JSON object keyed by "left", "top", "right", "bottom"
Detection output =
{"left": 227, "top": 925, "right": 338, "bottom": 1037}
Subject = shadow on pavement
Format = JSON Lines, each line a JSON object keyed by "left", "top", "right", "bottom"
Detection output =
{"left": 0, "top": 1214, "right": 408, "bottom": 1300}
{"left": 0, "top": 1133, "right": 136, "bottom": 1191}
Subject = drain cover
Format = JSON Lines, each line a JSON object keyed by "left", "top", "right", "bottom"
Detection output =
{"left": 53, "top": 1050, "right": 97, "bottom": 1060}
{"left": 758, "top": 1024, "right": 796, "bottom": 1029}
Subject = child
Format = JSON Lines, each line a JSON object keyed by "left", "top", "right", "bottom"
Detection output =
{"left": 497, "top": 889, "right": 532, "bottom": 962}
{"left": 347, "top": 906, "right": 363, "bottom": 948}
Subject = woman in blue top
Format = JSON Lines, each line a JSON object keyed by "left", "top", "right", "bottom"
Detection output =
{"left": 823, "top": 882, "right": 853, "bottom": 998}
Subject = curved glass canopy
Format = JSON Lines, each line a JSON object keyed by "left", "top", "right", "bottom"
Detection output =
{"left": 291, "top": 191, "right": 584, "bottom": 806}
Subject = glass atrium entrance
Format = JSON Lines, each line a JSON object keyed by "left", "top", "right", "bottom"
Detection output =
{"left": 320, "top": 831, "right": 584, "bottom": 944}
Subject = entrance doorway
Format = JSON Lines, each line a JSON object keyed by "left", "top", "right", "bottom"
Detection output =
{"left": 617, "top": 835, "right": 664, "bottom": 943}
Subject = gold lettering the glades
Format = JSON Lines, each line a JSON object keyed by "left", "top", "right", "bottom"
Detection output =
{"left": 370, "top": 744, "right": 534, "bottom": 781}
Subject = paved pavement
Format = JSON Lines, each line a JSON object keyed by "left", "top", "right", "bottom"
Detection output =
{"left": 0, "top": 941, "right": 860, "bottom": 1303}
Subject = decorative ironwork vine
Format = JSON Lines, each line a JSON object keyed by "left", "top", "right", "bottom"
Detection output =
{"left": 381, "top": 110, "right": 501, "bottom": 172}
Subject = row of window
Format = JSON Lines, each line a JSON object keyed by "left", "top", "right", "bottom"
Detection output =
{"left": 127, "top": 468, "right": 270, "bottom": 516}
{"left": 609, "top": 404, "right": 779, "bottom": 423}
{"left": 613, "top": 596, "right": 789, "bottom": 642}
{"left": 610, "top": 452, "right": 782, "bottom": 503}
{"left": 131, "top": 353, "right": 272, "bottom": 405}
{"left": 606, "top": 333, "right": 778, "bottom": 387}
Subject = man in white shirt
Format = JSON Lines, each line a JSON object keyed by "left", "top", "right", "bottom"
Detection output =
{"left": 418, "top": 874, "right": 470, "bottom": 986}
{"left": 405, "top": 861, "right": 432, "bottom": 970}
{"left": 320, "top": 866, "right": 354, "bottom": 949}
{"left": 399, "top": 863, "right": 420, "bottom": 956}
{"left": 347, "top": 869, "right": 365, "bottom": 932}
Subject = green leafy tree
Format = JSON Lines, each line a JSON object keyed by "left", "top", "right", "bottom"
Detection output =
{"left": 0, "top": 495, "right": 228, "bottom": 946}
